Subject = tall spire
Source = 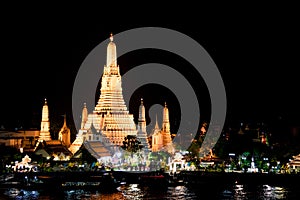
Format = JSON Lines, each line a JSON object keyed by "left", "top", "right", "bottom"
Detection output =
{"left": 58, "top": 114, "right": 71, "bottom": 147}
{"left": 81, "top": 102, "right": 88, "bottom": 129}
{"left": 70, "top": 32, "right": 138, "bottom": 154}
{"left": 138, "top": 98, "right": 146, "bottom": 132}
{"left": 162, "top": 101, "right": 172, "bottom": 146}
{"left": 137, "top": 98, "right": 150, "bottom": 153}
{"left": 138, "top": 98, "right": 146, "bottom": 122}
{"left": 152, "top": 114, "right": 163, "bottom": 152}
{"left": 155, "top": 114, "right": 159, "bottom": 130}
{"left": 42, "top": 98, "right": 49, "bottom": 121}
{"left": 110, "top": 33, "right": 113, "bottom": 41}
{"left": 163, "top": 102, "right": 169, "bottom": 123}
{"left": 106, "top": 33, "right": 117, "bottom": 67}
{"left": 63, "top": 113, "right": 67, "bottom": 126}
{"left": 39, "top": 98, "right": 51, "bottom": 141}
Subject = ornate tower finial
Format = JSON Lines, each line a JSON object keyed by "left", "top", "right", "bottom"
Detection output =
{"left": 138, "top": 97, "right": 146, "bottom": 133}
{"left": 163, "top": 101, "right": 170, "bottom": 131}
{"left": 81, "top": 102, "right": 88, "bottom": 129}
{"left": 63, "top": 113, "right": 67, "bottom": 126}
{"left": 44, "top": 98, "right": 47, "bottom": 105}
{"left": 110, "top": 33, "right": 113, "bottom": 41}
{"left": 155, "top": 114, "right": 159, "bottom": 130}
{"left": 138, "top": 98, "right": 145, "bottom": 121}
{"left": 106, "top": 33, "right": 117, "bottom": 67}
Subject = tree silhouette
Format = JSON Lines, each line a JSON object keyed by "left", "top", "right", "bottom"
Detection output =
{"left": 121, "top": 135, "right": 143, "bottom": 155}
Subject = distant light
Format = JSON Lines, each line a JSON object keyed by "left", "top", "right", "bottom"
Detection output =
{"left": 229, "top": 153, "right": 235, "bottom": 156}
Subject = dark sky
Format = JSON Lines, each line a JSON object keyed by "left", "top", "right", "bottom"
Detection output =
{"left": 0, "top": 9, "right": 299, "bottom": 135}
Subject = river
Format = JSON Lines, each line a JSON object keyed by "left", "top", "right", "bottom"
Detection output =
{"left": 1, "top": 182, "right": 300, "bottom": 199}
{"left": 1, "top": 171, "right": 300, "bottom": 199}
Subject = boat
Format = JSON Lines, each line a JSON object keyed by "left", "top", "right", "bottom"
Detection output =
{"left": 4, "top": 188, "right": 20, "bottom": 197}
{"left": 138, "top": 171, "right": 168, "bottom": 188}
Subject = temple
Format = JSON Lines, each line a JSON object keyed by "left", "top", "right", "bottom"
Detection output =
{"left": 34, "top": 99, "right": 72, "bottom": 161}
{"left": 38, "top": 99, "right": 51, "bottom": 141}
{"left": 289, "top": 153, "right": 300, "bottom": 172}
{"left": 69, "top": 34, "right": 137, "bottom": 154}
{"left": 151, "top": 102, "right": 173, "bottom": 153}
{"left": 0, "top": 33, "right": 179, "bottom": 170}
{"left": 69, "top": 34, "right": 175, "bottom": 157}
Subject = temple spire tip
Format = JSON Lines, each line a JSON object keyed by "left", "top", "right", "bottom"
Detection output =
{"left": 110, "top": 33, "right": 113, "bottom": 42}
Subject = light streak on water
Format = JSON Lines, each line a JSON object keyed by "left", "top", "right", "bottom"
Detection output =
{"left": 1, "top": 183, "right": 298, "bottom": 199}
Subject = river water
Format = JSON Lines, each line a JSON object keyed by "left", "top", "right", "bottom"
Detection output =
{"left": 1, "top": 182, "right": 300, "bottom": 199}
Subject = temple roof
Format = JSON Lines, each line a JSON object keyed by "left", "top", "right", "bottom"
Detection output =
{"left": 83, "top": 141, "right": 112, "bottom": 159}
{"left": 290, "top": 153, "right": 300, "bottom": 166}
{"left": 35, "top": 140, "right": 72, "bottom": 158}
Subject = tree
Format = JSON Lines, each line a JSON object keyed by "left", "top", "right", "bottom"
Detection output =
{"left": 188, "top": 140, "right": 200, "bottom": 158}
{"left": 240, "top": 151, "right": 251, "bottom": 171}
{"left": 121, "top": 135, "right": 143, "bottom": 157}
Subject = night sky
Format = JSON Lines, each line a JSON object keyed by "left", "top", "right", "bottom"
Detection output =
{"left": 0, "top": 9, "right": 299, "bottom": 137}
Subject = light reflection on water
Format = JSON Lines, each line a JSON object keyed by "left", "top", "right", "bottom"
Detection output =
{"left": 220, "top": 184, "right": 290, "bottom": 199}
{"left": 1, "top": 184, "right": 298, "bottom": 199}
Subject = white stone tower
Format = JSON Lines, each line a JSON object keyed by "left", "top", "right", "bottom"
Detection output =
{"left": 69, "top": 34, "right": 137, "bottom": 154}
{"left": 38, "top": 98, "right": 52, "bottom": 141}
{"left": 137, "top": 98, "right": 150, "bottom": 153}
{"left": 81, "top": 103, "right": 88, "bottom": 129}
{"left": 138, "top": 98, "right": 146, "bottom": 133}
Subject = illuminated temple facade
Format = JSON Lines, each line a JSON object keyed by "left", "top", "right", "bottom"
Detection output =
{"left": 69, "top": 34, "right": 138, "bottom": 154}
{"left": 1, "top": 34, "right": 174, "bottom": 161}
{"left": 151, "top": 102, "right": 173, "bottom": 153}
{"left": 38, "top": 99, "right": 52, "bottom": 142}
